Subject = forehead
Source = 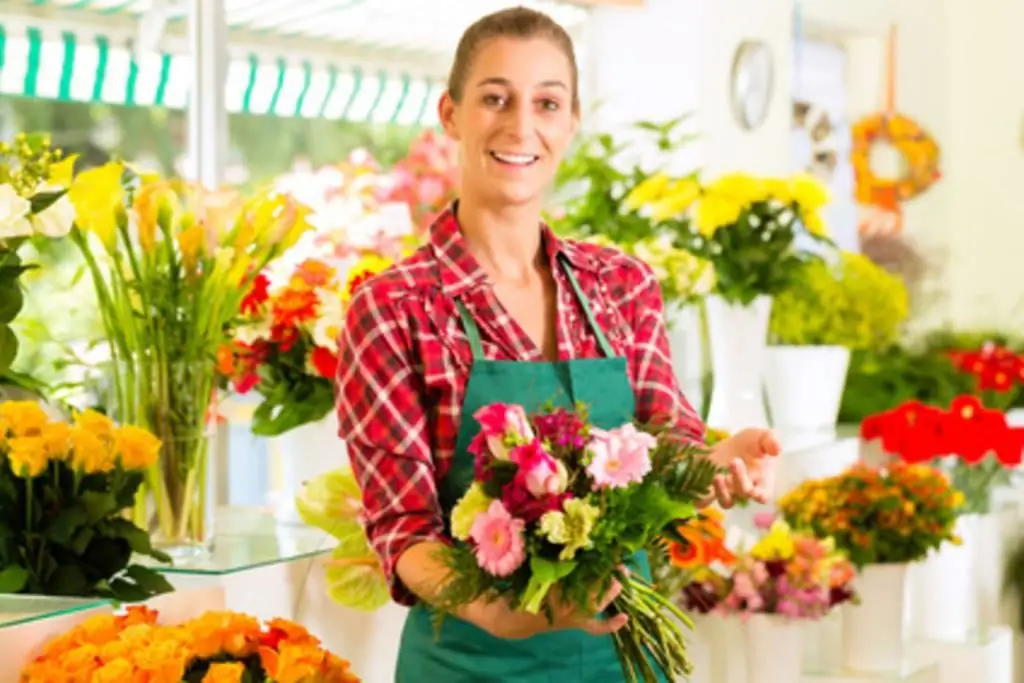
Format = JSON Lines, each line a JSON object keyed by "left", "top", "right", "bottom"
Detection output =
{"left": 467, "top": 36, "right": 573, "bottom": 89}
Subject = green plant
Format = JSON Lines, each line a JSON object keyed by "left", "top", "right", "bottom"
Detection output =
{"left": 769, "top": 252, "right": 909, "bottom": 347}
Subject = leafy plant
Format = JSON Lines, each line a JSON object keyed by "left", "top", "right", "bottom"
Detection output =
{"left": 769, "top": 252, "right": 909, "bottom": 347}
{"left": 0, "top": 401, "right": 173, "bottom": 600}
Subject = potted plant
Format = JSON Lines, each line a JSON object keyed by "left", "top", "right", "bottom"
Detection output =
{"left": 778, "top": 462, "right": 961, "bottom": 673}
{"left": 764, "top": 251, "right": 908, "bottom": 431}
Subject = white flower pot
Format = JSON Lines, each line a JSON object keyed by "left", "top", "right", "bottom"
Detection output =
{"left": 763, "top": 345, "right": 850, "bottom": 431}
{"left": 905, "top": 517, "right": 976, "bottom": 641}
{"left": 666, "top": 303, "right": 705, "bottom": 416}
{"left": 274, "top": 412, "right": 347, "bottom": 526}
{"left": 963, "top": 512, "right": 1006, "bottom": 632}
{"left": 705, "top": 295, "right": 772, "bottom": 432}
{"left": 843, "top": 563, "right": 907, "bottom": 673}
{"left": 745, "top": 615, "right": 805, "bottom": 683}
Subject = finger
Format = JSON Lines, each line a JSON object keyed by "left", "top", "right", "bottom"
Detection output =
{"left": 760, "top": 429, "right": 782, "bottom": 456}
{"left": 595, "top": 579, "right": 624, "bottom": 613}
{"left": 714, "top": 475, "right": 733, "bottom": 508}
{"left": 581, "top": 613, "right": 628, "bottom": 636}
{"left": 730, "top": 460, "right": 755, "bottom": 497}
{"left": 749, "top": 485, "right": 770, "bottom": 504}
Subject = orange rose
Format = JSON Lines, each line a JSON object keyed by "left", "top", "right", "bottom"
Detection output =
{"left": 203, "top": 661, "right": 246, "bottom": 683}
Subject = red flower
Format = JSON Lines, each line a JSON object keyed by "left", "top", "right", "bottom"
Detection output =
{"left": 945, "top": 395, "right": 1007, "bottom": 464}
{"left": 241, "top": 274, "right": 270, "bottom": 315}
{"left": 310, "top": 346, "right": 339, "bottom": 380}
{"left": 995, "top": 428, "right": 1024, "bottom": 467}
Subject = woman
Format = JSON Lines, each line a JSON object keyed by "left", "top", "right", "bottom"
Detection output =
{"left": 335, "top": 7, "right": 780, "bottom": 682}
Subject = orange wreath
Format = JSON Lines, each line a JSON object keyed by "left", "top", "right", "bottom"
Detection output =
{"left": 851, "top": 112, "right": 941, "bottom": 213}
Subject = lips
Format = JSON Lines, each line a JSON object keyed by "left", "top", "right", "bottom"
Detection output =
{"left": 490, "top": 151, "right": 539, "bottom": 167}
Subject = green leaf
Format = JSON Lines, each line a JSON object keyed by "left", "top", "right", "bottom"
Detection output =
{"left": 0, "top": 324, "right": 17, "bottom": 374}
{"left": 0, "top": 284, "right": 23, "bottom": 323}
{"left": 46, "top": 564, "right": 89, "bottom": 596}
{"left": 123, "top": 565, "right": 174, "bottom": 596}
{"left": 70, "top": 527, "right": 95, "bottom": 555}
{"left": 521, "top": 556, "right": 577, "bottom": 614}
{"left": 29, "top": 189, "right": 67, "bottom": 215}
{"left": 46, "top": 506, "right": 89, "bottom": 544}
{"left": 81, "top": 490, "right": 118, "bottom": 522}
{"left": 106, "top": 578, "right": 151, "bottom": 603}
{"left": 0, "top": 565, "right": 30, "bottom": 593}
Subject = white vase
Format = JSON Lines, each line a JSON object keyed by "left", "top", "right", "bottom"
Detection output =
{"left": 843, "top": 563, "right": 907, "bottom": 673}
{"left": 705, "top": 295, "right": 772, "bottom": 432}
{"left": 666, "top": 302, "right": 705, "bottom": 416}
{"left": 763, "top": 345, "right": 850, "bottom": 431}
{"left": 274, "top": 412, "right": 348, "bottom": 526}
{"left": 963, "top": 512, "right": 1006, "bottom": 632}
{"left": 744, "top": 615, "right": 805, "bottom": 683}
{"left": 905, "top": 517, "right": 975, "bottom": 641}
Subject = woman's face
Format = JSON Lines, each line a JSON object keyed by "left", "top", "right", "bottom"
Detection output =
{"left": 440, "top": 36, "right": 578, "bottom": 210}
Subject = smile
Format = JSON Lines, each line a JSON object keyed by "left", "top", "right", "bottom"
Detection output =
{"left": 490, "top": 151, "right": 539, "bottom": 166}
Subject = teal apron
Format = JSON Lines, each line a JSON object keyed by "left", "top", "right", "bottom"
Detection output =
{"left": 396, "top": 255, "right": 666, "bottom": 682}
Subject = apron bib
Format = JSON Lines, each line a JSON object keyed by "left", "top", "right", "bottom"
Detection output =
{"left": 396, "top": 256, "right": 665, "bottom": 683}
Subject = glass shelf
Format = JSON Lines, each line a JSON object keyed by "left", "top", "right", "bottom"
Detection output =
{"left": 803, "top": 655, "right": 939, "bottom": 682}
{"left": 140, "top": 506, "right": 336, "bottom": 576}
{"left": 0, "top": 595, "right": 109, "bottom": 629}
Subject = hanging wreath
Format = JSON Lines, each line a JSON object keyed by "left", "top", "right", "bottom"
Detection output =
{"left": 851, "top": 112, "right": 941, "bottom": 211}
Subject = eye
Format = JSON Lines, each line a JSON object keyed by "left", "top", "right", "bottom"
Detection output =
{"left": 538, "top": 98, "right": 561, "bottom": 112}
{"left": 482, "top": 93, "right": 507, "bottom": 108}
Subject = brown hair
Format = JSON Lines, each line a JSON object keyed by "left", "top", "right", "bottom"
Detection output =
{"left": 447, "top": 6, "right": 580, "bottom": 113}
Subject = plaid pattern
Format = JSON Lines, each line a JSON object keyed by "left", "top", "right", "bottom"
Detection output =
{"left": 335, "top": 207, "right": 705, "bottom": 604}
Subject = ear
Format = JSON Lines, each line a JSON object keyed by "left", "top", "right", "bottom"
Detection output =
{"left": 438, "top": 91, "right": 460, "bottom": 142}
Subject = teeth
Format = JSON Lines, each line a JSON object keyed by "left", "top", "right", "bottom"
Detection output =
{"left": 492, "top": 152, "right": 537, "bottom": 165}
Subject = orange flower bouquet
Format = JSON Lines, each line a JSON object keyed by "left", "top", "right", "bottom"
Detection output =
{"left": 654, "top": 506, "right": 736, "bottom": 598}
{"left": 0, "top": 401, "right": 172, "bottom": 599}
{"left": 21, "top": 605, "right": 361, "bottom": 682}
{"left": 219, "top": 253, "right": 393, "bottom": 436}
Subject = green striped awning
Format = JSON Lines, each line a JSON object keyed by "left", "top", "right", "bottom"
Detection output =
{"left": 0, "top": 24, "right": 443, "bottom": 125}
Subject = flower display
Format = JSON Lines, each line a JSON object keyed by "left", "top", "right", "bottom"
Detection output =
{"left": 437, "top": 402, "right": 720, "bottom": 682}
{"left": 769, "top": 251, "right": 909, "bottom": 349}
{"left": 0, "top": 401, "right": 172, "bottom": 598}
{"left": 21, "top": 604, "right": 361, "bottom": 682}
{"left": 0, "top": 133, "right": 78, "bottom": 379}
{"left": 583, "top": 233, "right": 715, "bottom": 306}
{"left": 947, "top": 343, "right": 1024, "bottom": 408}
{"left": 626, "top": 171, "right": 832, "bottom": 305}
{"left": 682, "top": 518, "right": 856, "bottom": 620}
{"left": 67, "top": 162, "right": 313, "bottom": 552}
{"left": 219, "top": 252, "right": 393, "bottom": 436}
{"left": 377, "top": 129, "right": 459, "bottom": 233}
{"left": 859, "top": 396, "right": 1024, "bottom": 513}
{"left": 779, "top": 462, "right": 963, "bottom": 567}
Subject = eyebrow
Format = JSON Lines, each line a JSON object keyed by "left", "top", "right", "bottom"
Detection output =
{"left": 475, "top": 77, "right": 568, "bottom": 90}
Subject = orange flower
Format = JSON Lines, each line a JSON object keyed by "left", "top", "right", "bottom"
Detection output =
{"left": 271, "top": 287, "right": 320, "bottom": 329}
{"left": 291, "top": 259, "right": 337, "bottom": 290}
{"left": 187, "top": 611, "right": 262, "bottom": 659}
{"left": 203, "top": 661, "right": 247, "bottom": 683}
{"left": 259, "top": 641, "right": 326, "bottom": 683}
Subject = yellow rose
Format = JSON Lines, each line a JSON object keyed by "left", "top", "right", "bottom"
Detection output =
{"left": 114, "top": 425, "right": 162, "bottom": 470}
{"left": 0, "top": 400, "right": 49, "bottom": 437}
{"left": 74, "top": 409, "right": 115, "bottom": 440}
{"left": 69, "top": 426, "right": 114, "bottom": 473}
{"left": 203, "top": 662, "right": 246, "bottom": 683}
{"left": 40, "top": 422, "right": 71, "bottom": 460}
{"left": 5, "top": 435, "right": 49, "bottom": 477}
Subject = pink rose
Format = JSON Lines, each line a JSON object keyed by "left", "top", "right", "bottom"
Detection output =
{"left": 474, "top": 403, "right": 534, "bottom": 460}
{"left": 469, "top": 500, "right": 526, "bottom": 577}
{"left": 586, "top": 423, "right": 655, "bottom": 489}
{"left": 510, "top": 440, "right": 568, "bottom": 497}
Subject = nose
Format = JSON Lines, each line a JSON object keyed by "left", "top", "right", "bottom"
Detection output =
{"left": 505, "top": 101, "right": 534, "bottom": 139}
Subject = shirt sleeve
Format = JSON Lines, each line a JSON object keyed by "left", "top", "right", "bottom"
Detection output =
{"left": 622, "top": 258, "right": 706, "bottom": 444}
{"left": 334, "top": 282, "right": 448, "bottom": 606}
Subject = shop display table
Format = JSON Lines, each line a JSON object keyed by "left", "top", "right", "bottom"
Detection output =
{"left": 802, "top": 657, "right": 940, "bottom": 683}
{"left": 0, "top": 596, "right": 111, "bottom": 683}
{"left": 907, "top": 628, "right": 1014, "bottom": 683}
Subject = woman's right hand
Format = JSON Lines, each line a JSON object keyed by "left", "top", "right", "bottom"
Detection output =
{"left": 468, "top": 575, "right": 629, "bottom": 640}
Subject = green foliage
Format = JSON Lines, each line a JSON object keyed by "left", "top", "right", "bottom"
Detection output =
{"left": 0, "top": 458, "right": 172, "bottom": 600}
{"left": 248, "top": 341, "right": 335, "bottom": 437}
{"left": 769, "top": 252, "right": 909, "bottom": 348}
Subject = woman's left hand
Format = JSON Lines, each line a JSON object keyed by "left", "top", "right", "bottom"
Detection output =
{"left": 704, "top": 428, "right": 781, "bottom": 508}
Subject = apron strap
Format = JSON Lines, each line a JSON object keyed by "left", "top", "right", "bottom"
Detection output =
{"left": 454, "top": 298, "right": 487, "bottom": 360}
{"left": 452, "top": 254, "right": 618, "bottom": 361}
{"left": 557, "top": 254, "right": 616, "bottom": 358}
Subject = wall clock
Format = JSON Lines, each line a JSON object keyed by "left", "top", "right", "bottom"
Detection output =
{"left": 730, "top": 40, "right": 774, "bottom": 130}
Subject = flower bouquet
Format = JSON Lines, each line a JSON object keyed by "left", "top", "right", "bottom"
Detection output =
{"left": 67, "top": 163, "right": 313, "bottom": 555}
{"left": 21, "top": 604, "right": 361, "bottom": 682}
{"left": 219, "top": 253, "right": 393, "bottom": 436}
{"left": 860, "top": 396, "right": 1024, "bottom": 514}
{"left": 0, "top": 401, "right": 173, "bottom": 599}
{"left": 435, "top": 403, "right": 720, "bottom": 682}
{"left": 0, "top": 133, "right": 77, "bottom": 382}
{"left": 778, "top": 462, "right": 962, "bottom": 567}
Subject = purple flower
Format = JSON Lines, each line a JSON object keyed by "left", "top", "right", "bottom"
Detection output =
{"left": 533, "top": 408, "right": 588, "bottom": 450}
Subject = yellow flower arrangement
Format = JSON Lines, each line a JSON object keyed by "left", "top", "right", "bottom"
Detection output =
{"left": 779, "top": 462, "right": 963, "bottom": 568}
{"left": 0, "top": 401, "right": 171, "bottom": 598}
{"left": 626, "top": 171, "right": 832, "bottom": 305}
{"left": 21, "top": 605, "right": 362, "bottom": 683}
{"left": 769, "top": 251, "right": 909, "bottom": 348}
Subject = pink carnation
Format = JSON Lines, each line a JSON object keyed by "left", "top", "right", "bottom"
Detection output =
{"left": 510, "top": 440, "right": 568, "bottom": 498}
{"left": 469, "top": 500, "right": 526, "bottom": 577}
{"left": 586, "top": 424, "right": 655, "bottom": 489}
{"left": 474, "top": 403, "right": 534, "bottom": 460}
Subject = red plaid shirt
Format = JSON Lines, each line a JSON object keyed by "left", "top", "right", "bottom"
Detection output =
{"left": 335, "top": 208, "right": 705, "bottom": 605}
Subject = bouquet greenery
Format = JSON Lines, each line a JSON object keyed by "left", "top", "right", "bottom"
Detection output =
{"left": 769, "top": 251, "right": 909, "bottom": 348}
{"left": 0, "top": 401, "right": 173, "bottom": 599}
{"left": 0, "top": 133, "right": 77, "bottom": 383}
{"left": 435, "top": 402, "right": 719, "bottom": 682}
{"left": 626, "top": 171, "right": 832, "bottom": 305}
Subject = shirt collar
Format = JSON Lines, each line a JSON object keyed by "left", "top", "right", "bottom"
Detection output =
{"left": 429, "top": 203, "right": 601, "bottom": 297}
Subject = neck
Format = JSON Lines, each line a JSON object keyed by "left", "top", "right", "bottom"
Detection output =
{"left": 456, "top": 198, "right": 546, "bottom": 283}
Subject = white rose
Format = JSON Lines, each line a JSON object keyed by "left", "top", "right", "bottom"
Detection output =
{"left": 30, "top": 186, "right": 75, "bottom": 238}
{"left": 0, "top": 184, "right": 32, "bottom": 240}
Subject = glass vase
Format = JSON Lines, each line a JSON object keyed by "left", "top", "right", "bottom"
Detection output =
{"left": 111, "top": 355, "right": 218, "bottom": 559}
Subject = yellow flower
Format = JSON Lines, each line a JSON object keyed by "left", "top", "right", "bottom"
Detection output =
{"left": 802, "top": 210, "right": 827, "bottom": 236}
{"left": 750, "top": 520, "right": 796, "bottom": 561}
{"left": 69, "top": 426, "right": 114, "bottom": 473}
{"left": 5, "top": 435, "right": 49, "bottom": 477}
{"left": 114, "top": 425, "right": 162, "bottom": 470}
{"left": 695, "top": 193, "right": 743, "bottom": 236}
{"left": 623, "top": 173, "right": 672, "bottom": 211}
{"left": 451, "top": 483, "right": 493, "bottom": 541}
{"left": 343, "top": 254, "right": 394, "bottom": 301}
{"left": 40, "top": 422, "right": 71, "bottom": 460}
{"left": 177, "top": 224, "right": 206, "bottom": 270}
{"left": 0, "top": 400, "right": 49, "bottom": 437}
{"left": 48, "top": 154, "right": 78, "bottom": 188}
{"left": 761, "top": 178, "right": 793, "bottom": 204}
{"left": 203, "top": 662, "right": 246, "bottom": 683}
{"left": 650, "top": 177, "right": 701, "bottom": 222}
{"left": 538, "top": 498, "right": 601, "bottom": 561}
{"left": 789, "top": 173, "right": 830, "bottom": 212}
{"left": 67, "top": 162, "right": 125, "bottom": 250}
{"left": 92, "top": 658, "right": 135, "bottom": 683}
{"left": 133, "top": 178, "right": 176, "bottom": 253}
{"left": 707, "top": 172, "right": 763, "bottom": 204}
{"left": 74, "top": 409, "right": 115, "bottom": 440}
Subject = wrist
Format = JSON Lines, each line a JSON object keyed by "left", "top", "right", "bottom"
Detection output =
{"left": 708, "top": 440, "right": 732, "bottom": 467}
